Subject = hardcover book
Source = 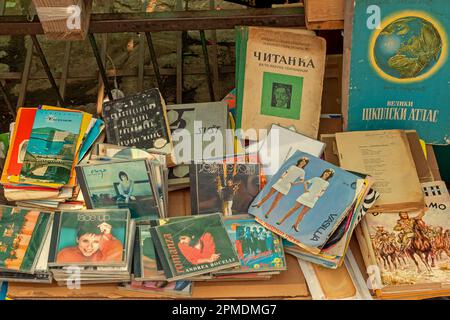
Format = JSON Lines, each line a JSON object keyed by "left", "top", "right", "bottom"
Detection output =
{"left": 249, "top": 150, "right": 365, "bottom": 255}
{"left": 343, "top": 0, "right": 450, "bottom": 144}
{"left": 190, "top": 154, "right": 261, "bottom": 216}
{"left": 235, "top": 26, "right": 326, "bottom": 139}
{"left": 48, "top": 209, "right": 130, "bottom": 267}
{"left": 220, "top": 214, "right": 286, "bottom": 274}
{"left": 150, "top": 213, "right": 240, "bottom": 281}
{"left": 0, "top": 206, "right": 52, "bottom": 274}
{"left": 356, "top": 180, "right": 450, "bottom": 299}
{"left": 76, "top": 159, "right": 160, "bottom": 220}
{"left": 102, "top": 88, "right": 173, "bottom": 154}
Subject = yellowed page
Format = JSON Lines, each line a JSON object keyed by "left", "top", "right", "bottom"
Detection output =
{"left": 335, "top": 130, "right": 424, "bottom": 211}
{"left": 312, "top": 263, "right": 357, "bottom": 299}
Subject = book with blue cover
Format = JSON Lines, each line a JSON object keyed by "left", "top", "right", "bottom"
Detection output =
{"left": 343, "top": 0, "right": 450, "bottom": 144}
{"left": 249, "top": 150, "right": 365, "bottom": 255}
{"left": 17, "top": 109, "right": 83, "bottom": 186}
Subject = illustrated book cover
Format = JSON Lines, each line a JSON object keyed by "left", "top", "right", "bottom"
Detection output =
{"left": 235, "top": 26, "right": 326, "bottom": 139}
{"left": 9, "top": 108, "right": 83, "bottom": 187}
{"left": 150, "top": 213, "right": 240, "bottom": 281}
{"left": 356, "top": 180, "right": 450, "bottom": 299}
{"left": 343, "top": 0, "right": 450, "bottom": 144}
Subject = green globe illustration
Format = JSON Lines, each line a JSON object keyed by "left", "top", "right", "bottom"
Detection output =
{"left": 373, "top": 16, "right": 443, "bottom": 79}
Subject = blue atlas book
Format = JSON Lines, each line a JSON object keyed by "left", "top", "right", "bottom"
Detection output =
{"left": 248, "top": 150, "right": 364, "bottom": 255}
{"left": 343, "top": 0, "right": 450, "bottom": 145}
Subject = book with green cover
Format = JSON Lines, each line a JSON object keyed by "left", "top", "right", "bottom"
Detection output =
{"left": 235, "top": 26, "right": 326, "bottom": 139}
{"left": 150, "top": 213, "right": 239, "bottom": 281}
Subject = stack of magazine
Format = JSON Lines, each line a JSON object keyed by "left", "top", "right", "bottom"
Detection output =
{"left": 0, "top": 106, "right": 104, "bottom": 210}
{"left": 47, "top": 209, "right": 135, "bottom": 284}
{"left": 249, "top": 150, "right": 376, "bottom": 269}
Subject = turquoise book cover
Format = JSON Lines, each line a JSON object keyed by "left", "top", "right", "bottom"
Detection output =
{"left": 345, "top": 0, "right": 450, "bottom": 144}
{"left": 248, "top": 150, "right": 361, "bottom": 254}
{"left": 19, "top": 109, "right": 83, "bottom": 185}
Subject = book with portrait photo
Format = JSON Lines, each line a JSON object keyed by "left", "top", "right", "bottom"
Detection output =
{"left": 218, "top": 214, "right": 286, "bottom": 274}
{"left": 102, "top": 88, "right": 173, "bottom": 154}
{"left": 190, "top": 154, "right": 261, "bottom": 216}
{"left": 76, "top": 159, "right": 161, "bottom": 220}
{"left": 235, "top": 26, "right": 326, "bottom": 139}
{"left": 248, "top": 150, "right": 367, "bottom": 255}
{"left": 150, "top": 213, "right": 240, "bottom": 281}
{"left": 48, "top": 209, "right": 130, "bottom": 267}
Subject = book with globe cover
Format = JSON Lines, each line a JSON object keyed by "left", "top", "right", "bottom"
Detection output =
{"left": 343, "top": 0, "right": 450, "bottom": 145}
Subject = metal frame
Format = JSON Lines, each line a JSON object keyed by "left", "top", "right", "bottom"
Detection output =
{"left": 0, "top": 7, "right": 305, "bottom": 112}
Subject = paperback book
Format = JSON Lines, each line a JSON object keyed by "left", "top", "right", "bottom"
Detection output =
{"left": 235, "top": 26, "right": 326, "bottom": 139}
{"left": 343, "top": 0, "right": 450, "bottom": 144}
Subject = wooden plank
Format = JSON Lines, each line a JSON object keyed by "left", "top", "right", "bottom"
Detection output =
{"left": 304, "top": 0, "right": 344, "bottom": 22}
{"left": 58, "top": 42, "right": 72, "bottom": 106}
{"left": 17, "top": 37, "right": 33, "bottom": 108}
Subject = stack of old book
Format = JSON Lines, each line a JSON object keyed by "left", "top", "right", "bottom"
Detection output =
{"left": 319, "top": 129, "right": 450, "bottom": 299}
{"left": 0, "top": 106, "right": 104, "bottom": 210}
